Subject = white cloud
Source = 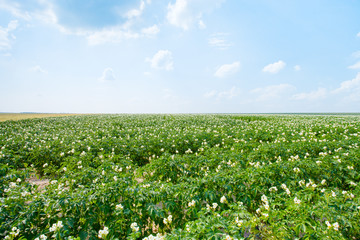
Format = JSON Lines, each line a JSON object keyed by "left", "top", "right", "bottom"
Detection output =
{"left": 352, "top": 51, "right": 360, "bottom": 58}
{"left": 198, "top": 20, "right": 206, "bottom": 29}
{"left": 262, "top": 60, "right": 286, "bottom": 74}
{"left": 214, "top": 61, "right": 240, "bottom": 78}
{"left": 294, "top": 65, "right": 301, "bottom": 71}
{"left": 332, "top": 73, "right": 360, "bottom": 102}
{"left": 141, "top": 24, "right": 160, "bottom": 36}
{"left": 167, "top": 0, "right": 224, "bottom": 30}
{"left": 251, "top": 84, "right": 295, "bottom": 101}
{"left": 208, "top": 33, "right": 232, "bottom": 50}
{"left": 292, "top": 88, "right": 327, "bottom": 100}
{"left": 98, "top": 68, "right": 116, "bottom": 81}
{"left": 333, "top": 73, "right": 360, "bottom": 93}
{"left": 87, "top": 28, "right": 139, "bottom": 46}
{"left": 204, "top": 90, "right": 217, "bottom": 98}
{"left": 167, "top": 0, "right": 191, "bottom": 30}
{"left": 0, "top": 0, "right": 156, "bottom": 46}
{"left": 357, "top": 32, "right": 360, "bottom": 37}
{"left": 0, "top": 1, "right": 31, "bottom": 21}
{"left": 204, "top": 87, "right": 239, "bottom": 100}
{"left": 217, "top": 86, "right": 238, "bottom": 99}
{"left": 146, "top": 50, "right": 174, "bottom": 71}
{"left": 348, "top": 61, "right": 360, "bottom": 69}
{"left": 125, "top": 0, "right": 145, "bottom": 19}
{"left": 30, "top": 65, "right": 47, "bottom": 74}
{"left": 0, "top": 20, "right": 18, "bottom": 51}
{"left": 163, "top": 88, "right": 178, "bottom": 100}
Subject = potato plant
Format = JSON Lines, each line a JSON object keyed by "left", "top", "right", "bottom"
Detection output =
{"left": 0, "top": 114, "right": 359, "bottom": 239}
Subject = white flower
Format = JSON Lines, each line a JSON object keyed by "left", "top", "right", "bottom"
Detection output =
{"left": 206, "top": 204, "right": 211, "bottom": 211}
{"left": 331, "top": 191, "right": 336, "bottom": 197}
{"left": 16, "top": 178, "right": 21, "bottom": 183}
{"left": 115, "top": 203, "right": 123, "bottom": 210}
{"left": 40, "top": 235, "right": 47, "bottom": 240}
{"left": 131, "top": 222, "right": 139, "bottom": 232}
{"left": 98, "top": 226, "right": 109, "bottom": 239}
{"left": 188, "top": 200, "right": 196, "bottom": 207}
{"left": 293, "top": 167, "right": 300, "bottom": 173}
{"left": 113, "top": 176, "right": 118, "bottom": 181}
{"left": 350, "top": 181, "right": 357, "bottom": 186}
{"left": 166, "top": 215, "right": 172, "bottom": 224}
{"left": 294, "top": 197, "right": 301, "bottom": 204}
{"left": 325, "top": 221, "right": 331, "bottom": 229}
{"left": 261, "top": 195, "right": 268, "bottom": 203}
{"left": 321, "top": 179, "right": 326, "bottom": 185}
{"left": 298, "top": 180, "right": 305, "bottom": 186}
{"left": 142, "top": 233, "right": 166, "bottom": 240}
{"left": 235, "top": 217, "right": 243, "bottom": 227}
{"left": 185, "top": 148, "right": 193, "bottom": 154}
{"left": 50, "top": 221, "right": 63, "bottom": 232}
{"left": 212, "top": 202, "right": 218, "bottom": 210}
{"left": 333, "top": 222, "right": 339, "bottom": 231}
{"left": 43, "top": 163, "right": 48, "bottom": 167}
{"left": 9, "top": 227, "right": 20, "bottom": 237}
{"left": 269, "top": 186, "right": 278, "bottom": 192}
{"left": 225, "top": 235, "right": 232, "bottom": 240}
{"left": 220, "top": 196, "right": 227, "bottom": 203}
{"left": 63, "top": 167, "right": 67, "bottom": 172}
{"left": 347, "top": 165, "right": 354, "bottom": 170}
{"left": 57, "top": 221, "right": 63, "bottom": 229}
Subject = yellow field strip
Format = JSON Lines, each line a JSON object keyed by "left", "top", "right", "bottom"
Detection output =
{"left": 0, "top": 113, "right": 80, "bottom": 122}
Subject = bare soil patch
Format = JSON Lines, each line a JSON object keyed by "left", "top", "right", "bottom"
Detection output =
{"left": 0, "top": 113, "right": 81, "bottom": 122}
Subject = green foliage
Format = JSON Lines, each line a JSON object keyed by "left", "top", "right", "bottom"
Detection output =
{"left": 0, "top": 114, "right": 360, "bottom": 239}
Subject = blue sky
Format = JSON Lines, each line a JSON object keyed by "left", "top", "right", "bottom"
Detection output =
{"left": 1, "top": 0, "right": 360, "bottom": 113}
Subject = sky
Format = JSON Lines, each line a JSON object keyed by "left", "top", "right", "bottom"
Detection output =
{"left": 1, "top": 0, "right": 360, "bottom": 113}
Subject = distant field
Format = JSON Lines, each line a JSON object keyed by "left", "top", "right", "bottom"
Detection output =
{"left": 0, "top": 113, "right": 79, "bottom": 122}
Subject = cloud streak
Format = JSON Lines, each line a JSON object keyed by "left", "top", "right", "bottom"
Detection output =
{"left": 251, "top": 84, "right": 295, "bottom": 101}
{"left": 292, "top": 88, "right": 327, "bottom": 100}
{"left": 99, "top": 68, "right": 116, "bottom": 82}
{"left": 263, "top": 60, "right": 286, "bottom": 74}
{"left": 146, "top": 50, "right": 174, "bottom": 71}
{"left": 208, "top": 33, "right": 232, "bottom": 50}
{"left": 167, "top": 0, "right": 224, "bottom": 30}
{"left": 214, "top": 61, "right": 240, "bottom": 78}
{"left": 204, "top": 86, "right": 239, "bottom": 100}
{"left": 0, "top": 20, "right": 18, "bottom": 52}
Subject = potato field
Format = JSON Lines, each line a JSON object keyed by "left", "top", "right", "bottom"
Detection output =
{"left": 1, "top": 114, "right": 360, "bottom": 239}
